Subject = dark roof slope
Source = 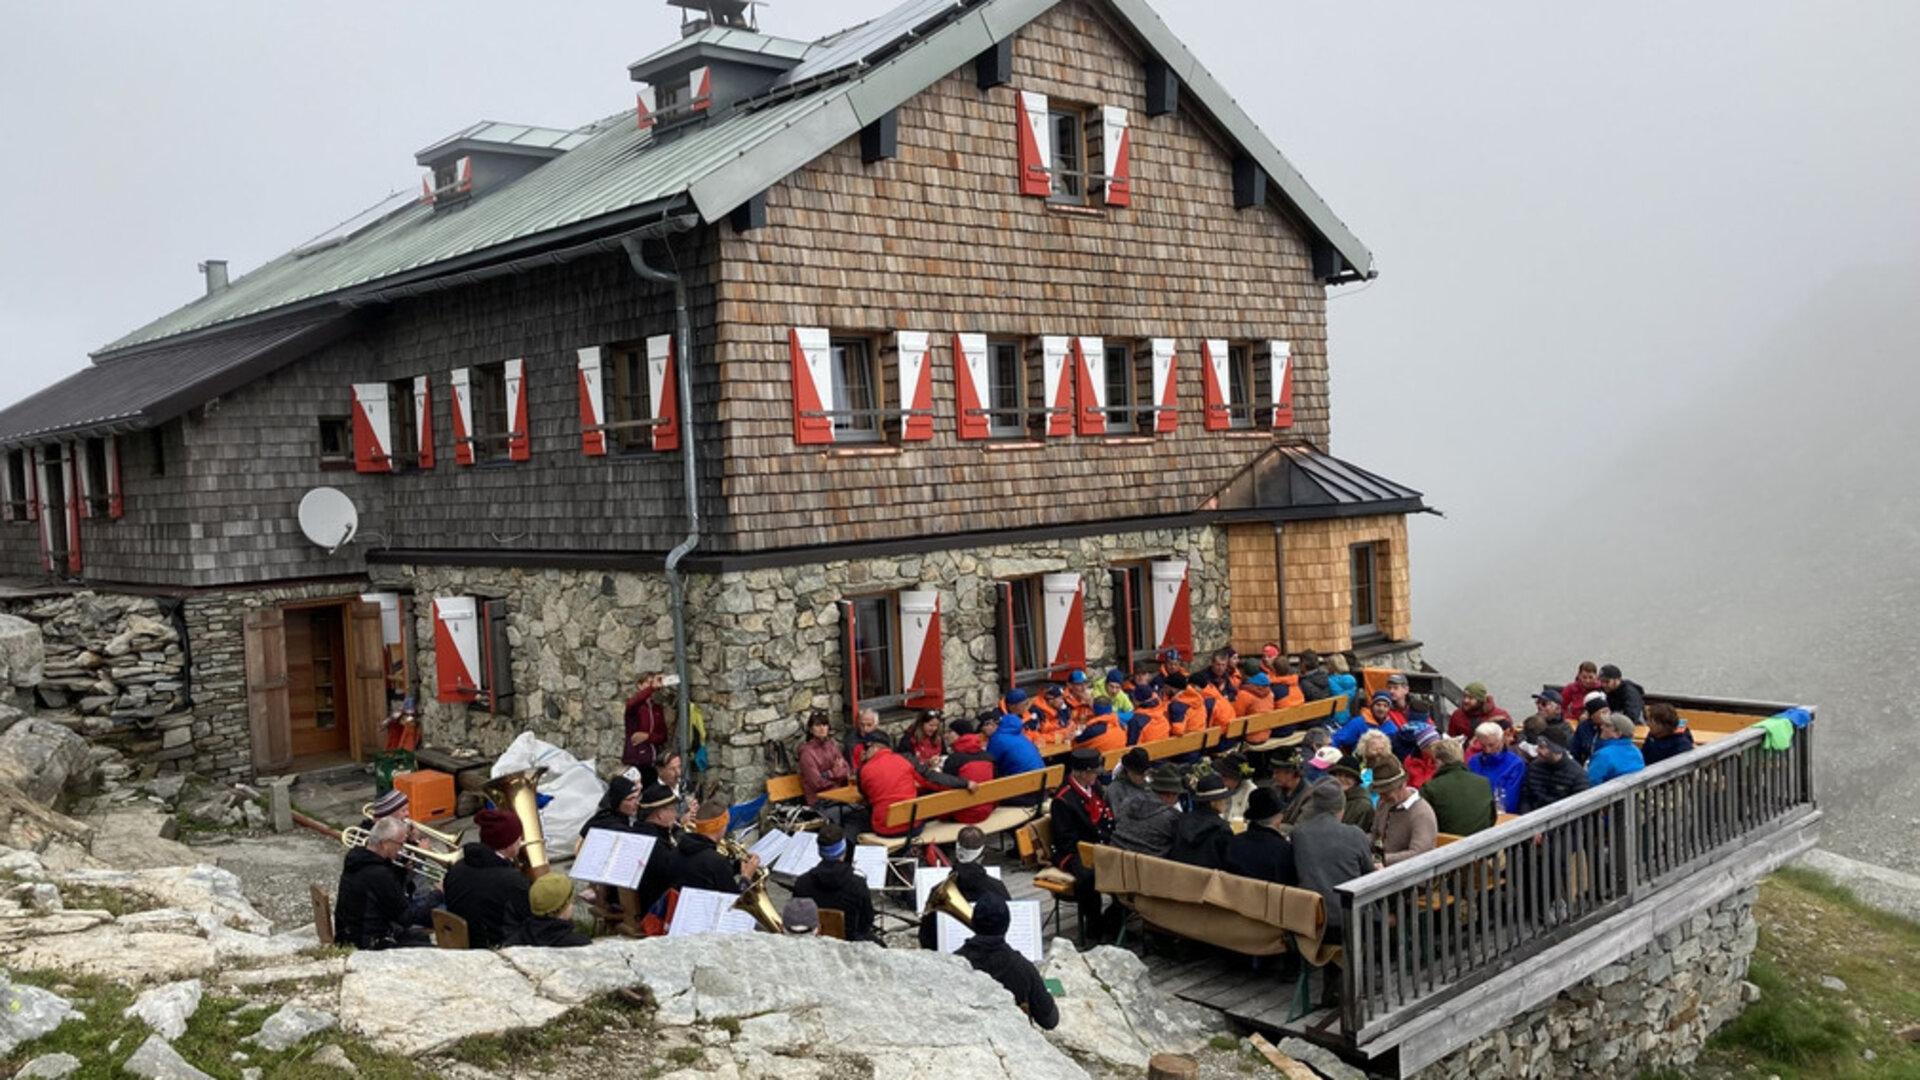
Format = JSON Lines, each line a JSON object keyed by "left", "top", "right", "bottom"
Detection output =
{"left": 1210, "top": 445, "right": 1427, "bottom": 521}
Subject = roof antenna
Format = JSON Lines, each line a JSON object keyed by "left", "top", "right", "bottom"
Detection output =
{"left": 669, "top": 0, "right": 762, "bottom": 37}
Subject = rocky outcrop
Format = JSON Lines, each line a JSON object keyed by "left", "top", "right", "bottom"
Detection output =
{"left": 0, "top": 614, "right": 44, "bottom": 696}
{"left": 0, "top": 971, "right": 80, "bottom": 1056}
{"left": 125, "top": 979, "right": 203, "bottom": 1040}
{"left": 0, "top": 720, "right": 90, "bottom": 805}
{"left": 245, "top": 1002, "right": 337, "bottom": 1052}
{"left": 123, "top": 1033, "right": 213, "bottom": 1080}
{"left": 1041, "top": 941, "right": 1226, "bottom": 1071}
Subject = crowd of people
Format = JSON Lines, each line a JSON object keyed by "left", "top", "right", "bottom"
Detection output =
{"left": 332, "top": 653, "right": 1691, "bottom": 1028}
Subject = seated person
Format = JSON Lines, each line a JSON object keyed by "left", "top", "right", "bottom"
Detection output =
{"left": 444, "top": 809, "right": 533, "bottom": 949}
{"left": 858, "top": 740, "right": 975, "bottom": 839}
{"left": 1224, "top": 787, "right": 1296, "bottom": 886}
{"left": 334, "top": 817, "right": 432, "bottom": 950}
{"left": 359, "top": 789, "right": 443, "bottom": 925}
{"left": 1640, "top": 702, "right": 1695, "bottom": 765}
{"left": 799, "top": 710, "right": 853, "bottom": 808}
{"left": 503, "top": 873, "right": 591, "bottom": 948}
{"left": 1106, "top": 747, "right": 1153, "bottom": 820}
{"left": 673, "top": 801, "right": 762, "bottom": 893}
{"left": 1290, "top": 782, "right": 1373, "bottom": 944}
{"left": 791, "top": 824, "right": 880, "bottom": 943}
{"left": 956, "top": 894, "right": 1059, "bottom": 1030}
{"left": 1467, "top": 722, "right": 1528, "bottom": 813}
{"left": 917, "top": 825, "right": 1011, "bottom": 949}
{"left": 1421, "top": 738, "right": 1497, "bottom": 837}
{"left": 896, "top": 710, "right": 947, "bottom": 766}
{"left": 1050, "top": 748, "right": 1119, "bottom": 942}
{"left": 1166, "top": 773, "right": 1233, "bottom": 869}
{"left": 1519, "top": 728, "right": 1590, "bottom": 813}
{"left": 581, "top": 775, "right": 643, "bottom": 837}
{"left": 1331, "top": 755, "right": 1374, "bottom": 832}
{"left": 1072, "top": 702, "right": 1127, "bottom": 755}
{"left": 1112, "top": 765, "right": 1183, "bottom": 857}
{"left": 941, "top": 719, "right": 998, "bottom": 824}
{"left": 1403, "top": 726, "right": 1441, "bottom": 788}
{"left": 1368, "top": 759, "right": 1436, "bottom": 869}
{"left": 1587, "top": 713, "right": 1647, "bottom": 784}
{"left": 782, "top": 897, "right": 820, "bottom": 936}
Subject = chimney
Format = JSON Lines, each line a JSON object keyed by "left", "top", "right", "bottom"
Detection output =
{"left": 198, "top": 260, "right": 229, "bottom": 296}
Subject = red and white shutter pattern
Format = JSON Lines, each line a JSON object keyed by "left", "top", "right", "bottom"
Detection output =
{"left": 1151, "top": 338, "right": 1178, "bottom": 433}
{"left": 75, "top": 443, "right": 94, "bottom": 519}
{"left": 350, "top": 383, "right": 393, "bottom": 473}
{"left": 0, "top": 453, "right": 14, "bottom": 522}
{"left": 105, "top": 437, "right": 124, "bottom": 518}
{"left": 690, "top": 67, "right": 713, "bottom": 112}
{"left": 896, "top": 331, "right": 934, "bottom": 442}
{"left": 635, "top": 86, "right": 658, "bottom": 131}
{"left": 432, "top": 597, "right": 482, "bottom": 704}
{"left": 577, "top": 347, "right": 607, "bottom": 457}
{"left": 789, "top": 327, "right": 835, "bottom": 446}
{"left": 899, "top": 589, "right": 945, "bottom": 710}
{"left": 647, "top": 334, "right": 681, "bottom": 453}
{"left": 1201, "top": 339, "right": 1232, "bottom": 431}
{"left": 1041, "top": 573, "right": 1088, "bottom": 680}
{"left": 449, "top": 369, "right": 475, "bottom": 466}
{"left": 31, "top": 449, "right": 53, "bottom": 572}
{"left": 23, "top": 449, "right": 39, "bottom": 524}
{"left": 1016, "top": 91, "right": 1053, "bottom": 197}
{"left": 1267, "top": 339, "right": 1295, "bottom": 429}
{"left": 1150, "top": 559, "right": 1194, "bottom": 661}
{"left": 1101, "top": 106, "right": 1132, "bottom": 207}
{"left": 953, "top": 332, "right": 991, "bottom": 441}
{"left": 503, "top": 359, "right": 530, "bottom": 462}
{"left": 1040, "top": 336, "right": 1075, "bottom": 438}
{"left": 62, "top": 443, "right": 82, "bottom": 575}
{"left": 412, "top": 376, "right": 435, "bottom": 469}
{"left": 1073, "top": 336, "right": 1106, "bottom": 436}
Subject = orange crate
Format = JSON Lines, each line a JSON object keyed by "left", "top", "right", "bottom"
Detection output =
{"left": 393, "top": 770, "right": 456, "bottom": 824}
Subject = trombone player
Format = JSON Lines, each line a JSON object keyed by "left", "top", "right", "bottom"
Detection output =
{"left": 361, "top": 789, "right": 446, "bottom": 926}
{"left": 334, "top": 817, "right": 432, "bottom": 949}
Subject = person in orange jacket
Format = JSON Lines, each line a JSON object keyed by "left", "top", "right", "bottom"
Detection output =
{"left": 1164, "top": 673, "right": 1212, "bottom": 736}
{"left": 1235, "top": 672, "right": 1281, "bottom": 751}
{"left": 1024, "top": 687, "right": 1073, "bottom": 746}
{"left": 1126, "top": 687, "right": 1172, "bottom": 745}
{"left": 1062, "top": 670, "right": 1096, "bottom": 724}
{"left": 1074, "top": 702, "right": 1128, "bottom": 755}
{"left": 1198, "top": 678, "right": 1238, "bottom": 732}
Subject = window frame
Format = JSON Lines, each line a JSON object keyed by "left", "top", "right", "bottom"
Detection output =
{"left": 82, "top": 439, "right": 111, "bottom": 518}
{"left": 1226, "top": 343, "right": 1274, "bottom": 430}
{"left": 1047, "top": 105, "right": 1091, "bottom": 206}
{"left": 604, "top": 341, "right": 660, "bottom": 454}
{"left": 387, "top": 377, "right": 420, "bottom": 471}
{"left": 986, "top": 337, "right": 1032, "bottom": 439}
{"left": 828, "top": 336, "right": 886, "bottom": 444}
{"left": 317, "top": 416, "right": 355, "bottom": 471}
{"left": 4, "top": 450, "right": 28, "bottom": 518}
{"left": 1115, "top": 560, "right": 1158, "bottom": 665}
{"left": 468, "top": 361, "right": 511, "bottom": 464}
{"left": 849, "top": 592, "right": 904, "bottom": 711}
{"left": 1350, "top": 542, "right": 1381, "bottom": 640}
{"left": 1005, "top": 576, "right": 1051, "bottom": 687}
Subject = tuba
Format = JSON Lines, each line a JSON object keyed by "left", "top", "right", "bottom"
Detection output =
{"left": 923, "top": 872, "right": 976, "bottom": 928}
{"left": 718, "top": 836, "right": 785, "bottom": 934}
{"left": 341, "top": 826, "right": 463, "bottom": 885}
{"left": 482, "top": 768, "right": 551, "bottom": 880}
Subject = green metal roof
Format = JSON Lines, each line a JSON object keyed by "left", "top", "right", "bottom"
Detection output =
{"left": 97, "top": 0, "right": 1375, "bottom": 359}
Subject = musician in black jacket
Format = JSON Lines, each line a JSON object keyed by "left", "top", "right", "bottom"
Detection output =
{"left": 791, "top": 824, "right": 882, "bottom": 943}
{"left": 1050, "top": 748, "right": 1119, "bottom": 941}
{"left": 918, "top": 825, "right": 1012, "bottom": 948}
{"left": 672, "top": 800, "right": 762, "bottom": 893}
{"left": 630, "top": 783, "right": 682, "bottom": 916}
{"left": 1223, "top": 786, "right": 1297, "bottom": 886}
{"left": 580, "top": 775, "right": 644, "bottom": 837}
{"left": 334, "top": 817, "right": 431, "bottom": 949}
{"left": 957, "top": 894, "right": 1058, "bottom": 1029}
{"left": 444, "top": 809, "right": 533, "bottom": 948}
{"left": 1167, "top": 772, "right": 1234, "bottom": 870}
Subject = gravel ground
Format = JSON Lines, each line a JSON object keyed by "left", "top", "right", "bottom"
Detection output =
{"left": 188, "top": 827, "right": 345, "bottom": 931}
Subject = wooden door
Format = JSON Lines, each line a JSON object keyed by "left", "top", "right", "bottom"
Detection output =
{"left": 347, "top": 600, "right": 391, "bottom": 761}
{"left": 41, "top": 452, "right": 69, "bottom": 576}
{"left": 244, "top": 607, "right": 293, "bottom": 772}
{"left": 287, "top": 608, "right": 350, "bottom": 759}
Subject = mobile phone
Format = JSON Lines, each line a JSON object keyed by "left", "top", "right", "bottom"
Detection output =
{"left": 658, "top": 674, "right": 682, "bottom": 688}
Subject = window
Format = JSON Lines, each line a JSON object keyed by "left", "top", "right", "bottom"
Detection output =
{"left": 606, "top": 342, "right": 658, "bottom": 453}
{"left": 1048, "top": 107, "right": 1088, "bottom": 205}
{"left": 149, "top": 429, "right": 166, "bottom": 478}
{"left": 850, "top": 594, "right": 899, "bottom": 704}
{"left": 83, "top": 439, "right": 111, "bottom": 517}
{"left": 1115, "top": 561, "right": 1156, "bottom": 663}
{"left": 1351, "top": 543, "right": 1380, "bottom": 639}
{"left": 987, "top": 338, "right": 1030, "bottom": 438}
{"left": 318, "top": 417, "right": 354, "bottom": 470}
{"left": 1103, "top": 341, "right": 1159, "bottom": 433}
{"left": 1007, "top": 577, "right": 1046, "bottom": 682}
{"left": 830, "top": 337, "right": 883, "bottom": 442}
{"left": 469, "top": 361, "right": 510, "bottom": 463}
{"left": 388, "top": 378, "right": 419, "bottom": 470}
{"left": 4, "top": 451, "right": 27, "bottom": 518}
{"left": 1226, "top": 344, "right": 1273, "bottom": 429}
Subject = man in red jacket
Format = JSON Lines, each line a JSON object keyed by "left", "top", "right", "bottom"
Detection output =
{"left": 941, "top": 718, "right": 998, "bottom": 824}
{"left": 623, "top": 674, "right": 671, "bottom": 770}
{"left": 857, "top": 741, "right": 975, "bottom": 838}
{"left": 1446, "top": 682, "right": 1513, "bottom": 740}
{"left": 1559, "top": 663, "right": 1602, "bottom": 727}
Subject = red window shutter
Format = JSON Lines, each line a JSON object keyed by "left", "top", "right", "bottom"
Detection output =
{"left": 896, "top": 331, "right": 934, "bottom": 442}
{"left": 1201, "top": 339, "right": 1232, "bottom": 432}
{"left": 790, "top": 327, "right": 836, "bottom": 446}
{"left": 1042, "top": 573, "right": 1087, "bottom": 680}
{"left": 413, "top": 376, "right": 435, "bottom": 469}
{"left": 838, "top": 599, "right": 861, "bottom": 725}
{"left": 953, "top": 333, "right": 991, "bottom": 441}
{"left": 1267, "top": 339, "right": 1295, "bottom": 429}
{"left": 1110, "top": 568, "right": 1137, "bottom": 667}
{"left": 504, "top": 359, "right": 530, "bottom": 462}
{"left": 1150, "top": 339, "right": 1178, "bottom": 434}
{"left": 32, "top": 449, "right": 54, "bottom": 572}
{"left": 635, "top": 86, "right": 658, "bottom": 131}
{"left": 1151, "top": 559, "right": 1194, "bottom": 662}
{"left": 1015, "top": 90, "right": 1053, "bottom": 197}
{"left": 350, "top": 383, "right": 393, "bottom": 473}
{"left": 450, "top": 369, "right": 475, "bottom": 466}
{"left": 1040, "top": 336, "right": 1075, "bottom": 438}
{"left": 62, "top": 444, "right": 82, "bottom": 575}
{"left": 1074, "top": 336, "right": 1106, "bottom": 436}
{"left": 648, "top": 335, "right": 681, "bottom": 453}
{"left": 690, "top": 66, "right": 713, "bottom": 112}
{"left": 24, "top": 449, "right": 39, "bottom": 524}
{"left": 1101, "top": 106, "right": 1132, "bottom": 207}
{"left": 432, "top": 597, "right": 482, "bottom": 704}
{"left": 900, "top": 589, "right": 944, "bottom": 710}
{"left": 993, "top": 582, "right": 1018, "bottom": 692}
{"left": 75, "top": 442, "right": 95, "bottom": 519}
{"left": 577, "top": 348, "right": 607, "bottom": 457}
{"left": 105, "top": 437, "right": 124, "bottom": 519}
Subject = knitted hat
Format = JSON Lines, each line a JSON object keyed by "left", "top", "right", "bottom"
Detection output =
{"left": 1583, "top": 692, "right": 1609, "bottom": 715}
{"left": 1044, "top": 684, "right": 1064, "bottom": 697}
{"left": 1004, "top": 688, "right": 1029, "bottom": 706}
{"left": 1147, "top": 765, "right": 1184, "bottom": 794}
{"left": 1105, "top": 668, "right": 1126, "bottom": 684}
{"left": 1249, "top": 673, "right": 1271, "bottom": 687}
{"left": 368, "top": 789, "right": 409, "bottom": 819}
{"left": 1246, "top": 786, "right": 1284, "bottom": 822}
{"left": 1261, "top": 643, "right": 1282, "bottom": 660}
{"left": 475, "top": 808, "right": 523, "bottom": 851}
{"left": 781, "top": 897, "right": 820, "bottom": 934}
{"left": 1371, "top": 690, "right": 1395, "bottom": 705}
{"left": 1415, "top": 727, "right": 1441, "bottom": 749}
{"left": 972, "top": 892, "right": 1012, "bottom": 936}
{"left": 638, "top": 783, "right": 678, "bottom": 810}
{"left": 1464, "top": 682, "right": 1489, "bottom": 699}
{"left": 528, "top": 873, "right": 573, "bottom": 917}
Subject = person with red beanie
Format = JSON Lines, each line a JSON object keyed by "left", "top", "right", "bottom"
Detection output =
{"left": 444, "top": 808, "right": 532, "bottom": 948}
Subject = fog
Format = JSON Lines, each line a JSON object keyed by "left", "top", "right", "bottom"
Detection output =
{"left": 4, "top": 3, "right": 1916, "bottom": 865}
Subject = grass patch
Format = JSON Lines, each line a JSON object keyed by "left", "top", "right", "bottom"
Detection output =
{"left": 0, "top": 971, "right": 430, "bottom": 1080}
{"left": 1684, "top": 866, "right": 1920, "bottom": 1079}
{"left": 56, "top": 881, "right": 162, "bottom": 919}
{"left": 444, "top": 994, "right": 647, "bottom": 1069}
{"left": 1208, "top": 1034, "right": 1242, "bottom": 1052}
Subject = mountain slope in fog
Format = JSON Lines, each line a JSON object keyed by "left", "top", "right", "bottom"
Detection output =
{"left": 1419, "top": 263, "right": 1920, "bottom": 872}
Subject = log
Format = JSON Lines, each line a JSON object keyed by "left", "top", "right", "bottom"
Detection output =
{"left": 1248, "top": 1035, "right": 1321, "bottom": 1080}
{"left": 1146, "top": 1053, "right": 1198, "bottom": 1080}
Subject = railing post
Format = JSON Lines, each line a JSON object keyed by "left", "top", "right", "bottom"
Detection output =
{"left": 1621, "top": 788, "right": 1641, "bottom": 902}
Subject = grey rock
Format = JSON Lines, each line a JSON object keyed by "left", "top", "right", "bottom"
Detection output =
{"left": 244, "top": 1003, "right": 337, "bottom": 1052}
{"left": 1041, "top": 941, "right": 1223, "bottom": 1070}
{"left": 17, "top": 1052, "right": 82, "bottom": 1078}
{"left": 0, "top": 719, "right": 91, "bottom": 804}
{"left": 0, "top": 974, "right": 80, "bottom": 1055}
{"left": 0, "top": 614, "right": 45, "bottom": 690}
{"left": 125, "top": 979, "right": 203, "bottom": 1040}
{"left": 122, "top": 1033, "right": 213, "bottom": 1080}
{"left": 1277, "top": 1036, "right": 1368, "bottom": 1080}
{"left": 310, "top": 1044, "right": 358, "bottom": 1074}
{"left": 1819, "top": 975, "right": 1848, "bottom": 993}
{"left": 1796, "top": 849, "right": 1920, "bottom": 925}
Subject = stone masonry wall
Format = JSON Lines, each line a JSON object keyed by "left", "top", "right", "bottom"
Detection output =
{"left": 1, "top": 591, "right": 193, "bottom": 766}
{"left": 1417, "top": 885, "right": 1760, "bottom": 1080}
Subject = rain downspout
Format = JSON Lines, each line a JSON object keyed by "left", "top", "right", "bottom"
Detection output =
{"left": 622, "top": 214, "right": 702, "bottom": 761}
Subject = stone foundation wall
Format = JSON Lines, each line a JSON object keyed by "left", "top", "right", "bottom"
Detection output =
{"left": 1, "top": 591, "right": 193, "bottom": 767}
{"left": 1417, "top": 885, "right": 1760, "bottom": 1079}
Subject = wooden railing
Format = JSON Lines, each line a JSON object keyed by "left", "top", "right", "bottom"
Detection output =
{"left": 1336, "top": 695, "right": 1815, "bottom": 1044}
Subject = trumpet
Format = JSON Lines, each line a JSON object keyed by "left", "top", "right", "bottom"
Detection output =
{"left": 359, "top": 803, "right": 464, "bottom": 854}
{"left": 341, "top": 826, "right": 463, "bottom": 884}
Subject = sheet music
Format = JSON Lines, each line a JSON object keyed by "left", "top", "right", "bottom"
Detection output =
{"left": 772, "top": 831, "right": 822, "bottom": 877}
{"left": 913, "top": 865, "right": 1003, "bottom": 911}
{"left": 748, "top": 828, "right": 792, "bottom": 864}
{"left": 667, "top": 887, "right": 728, "bottom": 936}
{"left": 713, "top": 907, "right": 760, "bottom": 935}
{"left": 571, "top": 829, "right": 655, "bottom": 888}
{"left": 851, "top": 844, "right": 888, "bottom": 887}
{"left": 937, "top": 896, "right": 1040, "bottom": 962}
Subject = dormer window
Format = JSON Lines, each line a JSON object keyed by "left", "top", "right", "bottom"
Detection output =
{"left": 414, "top": 123, "right": 587, "bottom": 210}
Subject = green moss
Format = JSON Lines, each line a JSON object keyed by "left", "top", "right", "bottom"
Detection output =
{"left": 444, "top": 994, "right": 647, "bottom": 1069}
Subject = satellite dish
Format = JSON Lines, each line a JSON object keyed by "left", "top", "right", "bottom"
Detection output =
{"left": 297, "top": 488, "right": 360, "bottom": 555}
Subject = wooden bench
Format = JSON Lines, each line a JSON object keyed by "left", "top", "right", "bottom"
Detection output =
{"left": 1037, "top": 695, "right": 1342, "bottom": 765}
{"left": 857, "top": 765, "right": 1063, "bottom": 852}
{"left": 766, "top": 773, "right": 861, "bottom": 805}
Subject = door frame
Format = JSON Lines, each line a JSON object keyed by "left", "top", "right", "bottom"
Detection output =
{"left": 249, "top": 595, "right": 390, "bottom": 769}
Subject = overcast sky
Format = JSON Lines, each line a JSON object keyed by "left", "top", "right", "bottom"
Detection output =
{"left": 4, "top": 0, "right": 1917, "bottom": 595}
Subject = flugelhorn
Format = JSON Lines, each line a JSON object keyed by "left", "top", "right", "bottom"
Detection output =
{"left": 482, "top": 768, "right": 551, "bottom": 880}
{"left": 340, "top": 826, "right": 463, "bottom": 884}
{"left": 359, "top": 803, "right": 464, "bottom": 853}
{"left": 717, "top": 836, "right": 785, "bottom": 934}
{"left": 923, "top": 872, "right": 976, "bottom": 928}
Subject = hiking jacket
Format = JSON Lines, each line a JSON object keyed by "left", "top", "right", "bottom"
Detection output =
{"left": 1519, "top": 753, "right": 1591, "bottom": 813}
{"left": 1468, "top": 748, "right": 1528, "bottom": 814}
{"left": 858, "top": 750, "right": 966, "bottom": 838}
{"left": 1641, "top": 730, "right": 1695, "bottom": 766}
{"left": 444, "top": 844, "right": 531, "bottom": 949}
{"left": 792, "top": 857, "right": 880, "bottom": 942}
{"left": 799, "top": 737, "right": 851, "bottom": 805}
{"left": 986, "top": 715, "right": 1046, "bottom": 777}
{"left": 334, "top": 847, "right": 414, "bottom": 950}
{"left": 1586, "top": 739, "right": 1646, "bottom": 785}
{"left": 1422, "top": 764, "right": 1497, "bottom": 836}
{"left": 1606, "top": 679, "right": 1647, "bottom": 723}
{"left": 957, "top": 934, "right": 1059, "bottom": 1030}
{"left": 943, "top": 734, "right": 998, "bottom": 824}
{"left": 1112, "top": 795, "right": 1179, "bottom": 857}
{"left": 1446, "top": 698, "right": 1514, "bottom": 741}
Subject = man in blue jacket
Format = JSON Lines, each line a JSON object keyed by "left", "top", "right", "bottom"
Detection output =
{"left": 1586, "top": 715, "right": 1646, "bottom": 785}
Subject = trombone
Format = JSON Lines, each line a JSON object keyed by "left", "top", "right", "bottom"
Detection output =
{"left": 359, "top": 802, "right": 464, "bottom": 855}
{"left": 340, "top": 826, "right": 463, "bottom": 885}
